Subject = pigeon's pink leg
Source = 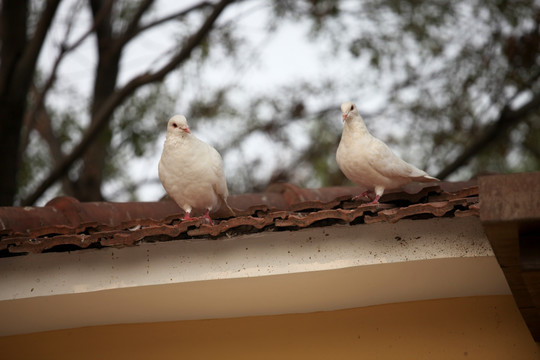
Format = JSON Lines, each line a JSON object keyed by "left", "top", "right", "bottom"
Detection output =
{"left": 183, "top": 212, "right": 197, "bottom": 221}
{"left": 201, "top": 209, "right": 214, "bottom": 225}
{"left": 368, "top": 195, "right": 381, "bottom": 204}
{"left": 369, "top": 186, "right": 384, "bottom": 204}
{"left": 352, "top": 191, "right": 372, "bottom": 201}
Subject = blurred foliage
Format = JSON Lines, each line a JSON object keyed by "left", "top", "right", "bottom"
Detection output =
{"left": 105, "top": 84, "right": 175, "bottom": 198}
{"left": 184, "top": 0, "right": 540, "bottom": 193}
{"left": 16, "top": 0, "right": 540, "bottom": 203}
{"left": 218, "top": 0, "right": 540, "bottom": 189}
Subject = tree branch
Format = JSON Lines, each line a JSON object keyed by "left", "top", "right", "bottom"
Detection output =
{"left": 436, "top": 89, "right": 540, "bottom": 179}
{"left": 118, "top": 1, "right": 216, "bottom": 52}
{"left": 19, "top": 0, "right": 112, "bottom": 161}
{"left": 135, "top": 1, "right": 213, "bottom": 34}
{"left": 22, "top": 0, "right": 236, "bottom": 205}
{"left": 17, "top": 0, "right": 62, "bottom": 91}
{"left": 118, "top": 0, "right": 154, "bottom": 45}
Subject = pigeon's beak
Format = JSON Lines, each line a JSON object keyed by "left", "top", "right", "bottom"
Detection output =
{"left": 342, "top": 113, "right": 347, "bottom": 122}
{"left": 183, "top": 127, "right": 191, "bottom": 134}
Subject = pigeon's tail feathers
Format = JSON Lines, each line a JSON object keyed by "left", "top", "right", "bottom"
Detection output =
{"left": 214, "top": 195, "right": 236, "bottom": 219}
{"left": 412, "top": 174, "right": 440, "bottom": 183}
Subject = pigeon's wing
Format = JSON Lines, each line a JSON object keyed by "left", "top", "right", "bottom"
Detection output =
{"left": 206, "top": 145, "right": 236, "bottom": 217}
{"left": 206, "top": 145, "right": 229, "bottom": 198}
{"left": 367, "top": 138, "right": 429, "bottom": 179}
{"left": 215, "top": 195, "right": 236, "bottom": 218}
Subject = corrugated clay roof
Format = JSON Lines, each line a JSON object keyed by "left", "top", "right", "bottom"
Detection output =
{"left": 0, "top": 181, "right": 479, "bottom": 257}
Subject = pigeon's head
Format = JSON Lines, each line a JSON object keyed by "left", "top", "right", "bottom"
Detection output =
{"left": 340, "top": 102, "right": 359, "bottom": 122}
{"left": 167, "top": 115, "right": 191, "bottom": 136}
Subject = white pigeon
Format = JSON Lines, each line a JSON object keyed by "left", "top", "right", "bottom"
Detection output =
{"left": 336, "top": 102, "right": 439, "bottom": 204}
{"left": 158, "top": 115, "right": 235, "bottom": 224}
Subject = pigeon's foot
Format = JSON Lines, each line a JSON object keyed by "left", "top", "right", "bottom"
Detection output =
{"left": 352, "top": 191, "right": 372, "bottom": 201}
{"left": 183, "top": 212, "right": 197, "bottom": 221}
{"left": 201, "top": 209, "right": 214, "bottom": 225}
{"left": 368, "top": 195, "right": 381, "bottom": 204}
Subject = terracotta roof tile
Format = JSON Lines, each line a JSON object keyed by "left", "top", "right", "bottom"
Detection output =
{"left": 364, "top": 197, "right": 478, "bottom": 224}
{"left": 0, "top": 181, "right": 479, "bottom": 257}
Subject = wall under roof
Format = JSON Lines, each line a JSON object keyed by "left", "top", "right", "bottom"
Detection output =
{"left": 1, "top": 295, "right": 538, "bottom": 359}
{"left": 0, "top": 217, "right": 510, "bottom": 336}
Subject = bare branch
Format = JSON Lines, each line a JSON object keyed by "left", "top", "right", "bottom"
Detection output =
{"left": 120, "top": 0, "right": 154, "bottom": 43}
{"left": 65, "top": 0, "right": 114, "bottom": 52}
{"left": 19, "top": 0, "right": 114, "bottom": 160}
{"left": 18, "top": 0, "right": 62, "bottom": 83}
{"left": 22, "top": 0, "right": 237, "bottom": 205}
{"left": 107, "top": 0, "right": 236, "bottom": 99}
{"left": 136, "top": 1, "right": 213, "bottom": 33}
{"left": 436, "top": 89, "right": 540, "bottom": 179}
{"left": 118, "top": 1, "right": 215, "bottom": 50}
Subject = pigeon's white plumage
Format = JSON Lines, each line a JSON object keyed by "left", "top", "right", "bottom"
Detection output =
{"left": 336, "top": 102, "right": 438, "bottom": 203}
{"left": 158, "top": 115, "right": 234, "bottom": 223}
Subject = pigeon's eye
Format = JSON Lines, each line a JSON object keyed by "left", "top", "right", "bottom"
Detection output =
{"left": 350, "top": 105, "right": 354, "bottom": 111}
{"left": 172, "top": 123, "right": 178, "bottom": 128}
